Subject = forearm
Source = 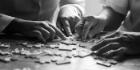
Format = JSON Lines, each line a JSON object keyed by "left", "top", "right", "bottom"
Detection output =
{"left": 96, "top": 6, "right": 126, "bottom": 31}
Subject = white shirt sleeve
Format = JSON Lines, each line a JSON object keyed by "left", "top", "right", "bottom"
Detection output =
{"left": 0, "top": 14, "right": 15, "bottom": 32}
{"left": 102, "top": 0, "right": 129, "bottom": 15}
{"left": 60, "top": 0, "right": 85, "bottom": 16}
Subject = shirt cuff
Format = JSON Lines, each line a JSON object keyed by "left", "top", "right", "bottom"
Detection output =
{"left": 71, "top": 4, "right": 85, "bottom": 16}
{"left": 0, "top": 14, "right": 15, "bottom": 32}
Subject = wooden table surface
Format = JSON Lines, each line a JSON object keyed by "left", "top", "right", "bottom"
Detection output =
{"left": 0, "top": 34, "right": 140, "bottom": 70}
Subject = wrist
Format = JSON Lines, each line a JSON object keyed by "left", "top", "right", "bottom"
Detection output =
{"left": 94, "top": 16, "right": 108, "bottom": 29}
{"left": 2, "top": 18, "right": 22, "bottom": 33}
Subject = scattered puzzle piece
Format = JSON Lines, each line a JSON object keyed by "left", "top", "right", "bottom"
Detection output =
{"left": 35, "top": 56, "right": 51, "bottom": 64}
{"left": 12, "top": 48, "right": 20, "bottom": 54}
{"left": 60, "top": 41, "right": 77, "bottom": 45}
{"left": 26, "top": 44, "right": 33, "bottom": 48}
{"left": 43, "top": 49, "right": 54, "bottom": 56}
{"left": 96, "top": 60, "right": 112, "bottom": 67}
{"left": 0, "top": 50, "right": 11, "bottom": 55}
{"left": 56, "top": 58, "right": 71, "bottom": 65}
{"left": 0, "top": 44, "right": 10, "bottom": 48}
{"left": 21, "top": 42, "right": 28, "bottom": 46}
{"left": 76, "top": 48, "right": 92, "bottom": 58}
{"left": 58, "top": 44, "right": 73, "bottom": 51}
{"left": 33, "top": 43, "right": 43, "bottom": 48}
{"left": 0, "top": 57, "right": 11, "bottom": 63}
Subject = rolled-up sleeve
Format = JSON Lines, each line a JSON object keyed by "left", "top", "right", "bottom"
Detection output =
{"left": 60, "top": 0, "right": 85, "bottom": 17}
{"left": 0, "top": 14, "right": 15, "bottom": 32}
{"left": 102, "top": 0, "right": 129, "bottom": 15}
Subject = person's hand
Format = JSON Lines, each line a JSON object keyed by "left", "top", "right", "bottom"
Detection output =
{"left": 3, "top": 18, "right": 66, "bottom": 42}
{"left": 75, "top": 16, "right": 106, "bottom": 41}
{"left": 57, "top": 5, "right": 81, "bottom": 36}
{"left": 91, "top": 31, "right": 140, "bottom": 60}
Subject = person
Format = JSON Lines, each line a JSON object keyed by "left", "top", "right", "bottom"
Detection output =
{"left": 0, "top": 0, "right": 85, "bottom": 42}
{"left": 75, "top": 0, "right": 140, "bottom": 60}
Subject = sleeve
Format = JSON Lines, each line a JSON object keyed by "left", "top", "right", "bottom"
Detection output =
{"left": 60, "top": 0, "right": 85, "bottom": 17}
{"left": 101, "top": 0, "right": 129, "bottom": 15}
{"left": 0, "top": 14, "right": 15, "bottom": 32}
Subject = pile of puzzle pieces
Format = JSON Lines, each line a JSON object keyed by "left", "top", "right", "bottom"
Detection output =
{"left": 0, "top": 37, "right": 118, "bottom": 67}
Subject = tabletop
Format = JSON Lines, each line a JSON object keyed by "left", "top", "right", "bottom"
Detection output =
{"left": 0, "top": 34, "right": 140, "bottom": 70}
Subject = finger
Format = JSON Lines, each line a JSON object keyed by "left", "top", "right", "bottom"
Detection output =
{"left": 97, "top": 42, "right": 121, "bottom": 55}
{"left": 61, "top": 19, "right": 72, "bottom": 36}
{"left": 102, "top": 31, "right": 121, "bottom": 39}
{"left": 92, "top": 39, "right": 109, "bottom": 51}
{"left": 50, "top": 25, "right": 66, "bottom": 40}
{"left": 87, "top": 24, "right": 98, "bottom": 39}
{"left": 88, "top": 21, "right": 104, "bottom": 39}
{"left": 82, "top": 17, "right": 97, "bottom": 41}
{"left": 75, "top": 19, "right": 84, "bottom": 39}
{"left": 92, "top": 36, "right": 122, "bottom": 51}
{"left": 69, "top": 17, "right": 80, "bottom": 33}
{"left": 40, "top": 22, "right": 56, "bottom": 40}
{"left": 104, "top": 47, "right": 127, "bottom": 58}
{"left": 57, "top": 21, "right": 64, "bottom": 32}
{"left": 82, "top": 21, "right": 92, "bottom": 41}
{"left": 37, "top": 27, "right": 50, "bottom": 41}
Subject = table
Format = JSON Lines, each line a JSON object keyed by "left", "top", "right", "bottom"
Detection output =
{"left": 0, "top": 34, "right": 140, "bottom": 70}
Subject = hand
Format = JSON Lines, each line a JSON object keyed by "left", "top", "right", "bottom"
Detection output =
{"left": 57, "top": 5, "right": 81, "bottom": 36}
{"left": 75, "top": 16, "right": 106, "bottom": 41}
{"left": 3, "top": 18, "right": 66, "bottom": 42}
{"left": 91, "top": 31, "right": 140, "bottom": 60}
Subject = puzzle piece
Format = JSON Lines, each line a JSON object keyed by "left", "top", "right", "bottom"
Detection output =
{"left": 60, "top": 41, "right": 77, "bottom": 45}
{"left": 20, "top": 50, "right": 31, "bottom": 56}
{"left": 0, "top": 44, "right": 10, "bottom": 48}
{"left": 12, "top": 48, "right": 20, "bottom": 54}
{"left": 49, "top": 44, "right": 59, "bottom": 49}
{"left": 65, "top": 52, "right": 73, "bottom": 58}
{"left": 96, "top": 60, "right": 112, "bottom": 67}
{"left": 76, "top": 48, "right": 92, "bottom": 58}
{"left": 43, "top": 49, "right": 54, "bottom": 56}
{"left": 51, "top": 56, "right": 61, "bottom": 62}
{"left": 56, "top": 58, "right": 71, "bottom": 65}
{"left": 21, "top": 42, "right": 28, "bottom": 46}
{"left": 35, "top": 56, "right": 51, "bottom": 64}
{"left": 31, "top": 50, "right": 43, "bottom": 55}
{"left": 58, "top": 44, "right": 73, "bottom": 51}
{"left": 33, "top": 43, "right": 43, "bottom": 48}
{"left": 26, "top": 44, "right": 33, "bottom": 48}
{"left": 0, "top": 50, "right": 11, "bottom": 55}
{"left": 0, "top": 57, "right": 11, "bottom": 63}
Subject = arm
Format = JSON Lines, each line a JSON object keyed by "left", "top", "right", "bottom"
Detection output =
{"left": 57, "top": 0, "right": 85, "bottom": 36}
{"left": 97, "top": 6, "right": 126, "bottom": 31}
{"left": 0, "top": 14, "right": 66, "bottom": 42}
{"left": 75, "top": 0, "right": 129, "bottom": 40}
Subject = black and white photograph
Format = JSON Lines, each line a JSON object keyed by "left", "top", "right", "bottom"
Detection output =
{"left": 0, "top": 0, "right": 140, "bottom": 70}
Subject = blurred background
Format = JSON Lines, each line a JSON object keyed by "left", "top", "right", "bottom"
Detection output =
{"left": 85, "top": 0, "right": 103, "bottom": 16}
